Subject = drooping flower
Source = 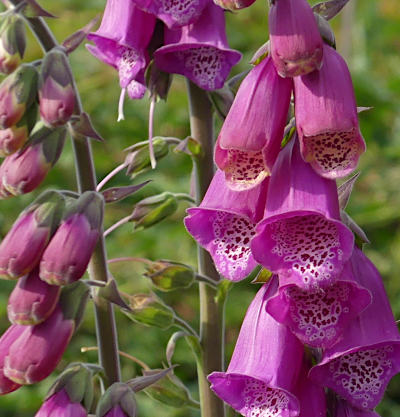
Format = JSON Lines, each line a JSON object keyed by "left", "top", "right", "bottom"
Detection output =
{"left": 39, "top": 192, "right": 103, "bottom": 285}
{"left": 0, "top": 191, "right": 65, "bottom": 279}
{"left": 35, "top": 389, "right": 87, "bottom": 417}
{"left": 39, "top": 48, "right": 76, "bottom": 127}
{"left": 268, "top": 0, "right": 323, "bottom": 77}
{"left": 0, "top": 15, "right": 26, "bottom": 75}
{"left": 334, "top": 398, "right": 381, "bottom": 417}
{"left": 208, "top": 277, "right": 303, "bottom": 417}
{"left": 87, "top": 0, "right": 155, "bottom": 90}
{"left": 266, "top": 258, "right": 372, "bottom": 348}
{"left": 154, "top": 2, "right": 241, "bottom": 91}
{"left": 214, "top": 56, "right": 292, "bottom": 191}
{"left": 0, "top": 325, "right": 23, "bottom": 395}
{"left": 251, "top": 136, "right": 354, "bottom": 289}
{"left": 8, "top": 268, "right": 61, "bottom": 325}
{"left": 131, "top": 0, "right": 208, "bottom": 29}
{"left": 4, "top": 282, "right": 89, "bottom": 385}
{"left": 185, "top": 170, "right": 268, "bottom": 281}
{"left": 309, "top": 248, "right": 400, "bottom": 410}
{"left": 294, "top": 44, "right": 366, "bottom": 179}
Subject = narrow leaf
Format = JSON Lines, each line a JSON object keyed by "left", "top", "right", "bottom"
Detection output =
{"left": 251, "top": 268, "right": 273, "bottom": 284}
{"left": 250, "top": 41, "right": 269, "bottom": 65}
{"left": 24, "top": 0, "right": 56, "bottom": 17}
{"left": 102, "top": 181, "right": 150, "bottom": 204}
{"left": 338, "top": 172, "right": 359, "bottom": 210}
{"left": 129, "top": 368, "right": 173, "bottom": 393}
{"left": 69, "top": 112, "right": 104, "bottom": 141}
{"left": 357, "top": 106, "right": 373, "bottom": 113}
{"left": 340, "top": 210, "right": 370, "bottom": 245}
{"left": 62, "top": 15, "right": 100, "bottom": 54}
{"left": 96, "top": 279, "right": 132, "bottom": 311}
{"left": 312, "top": 0, "right": 350, "bottom": 21}
{"left": 173, "top": 136, "right": 203, "bottom": 158}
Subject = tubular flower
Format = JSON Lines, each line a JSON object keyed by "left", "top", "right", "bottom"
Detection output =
{"left": 87, "top": 0, "right": 156, "bottom": 90}
{"left": 251, "top": 136, "right": 354, "bottom": 289}
{"left": 268, "top": 0, "right": 323, "bottom": 77}
{"left": 35, "top": 389, "right": 87, "bottom": 417}
{"left": 184, "top": 170, "right": 268, "bottom": 281}
{"left": 214, "top": 56, "right": 292, "bottom": 191}
{"left": 294, "top": 44, "right": 366, "bottom": 179}
{"left": 208, "top": 277, "right": 303, "bottom": 417}
{"left": 309, "top": 248, "right": 400, "bottom": 410}
{"left": 266, "top": 259, "right": 372, "bottom": 348}
{"left": 334, "top": 398, "right": 381, "bottom": 417}
{"left": 154, "top": 2, "right": 241, "bottom": 91}
{"left": 131, "top": 0, "right": 208, "bottom": 29}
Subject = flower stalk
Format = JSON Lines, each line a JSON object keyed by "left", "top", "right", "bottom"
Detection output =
{"left": 8, "top": 0, "right": 121, "bottom": 386}
{"left": 186, "top": 79, "right": 225, "bottom": 417}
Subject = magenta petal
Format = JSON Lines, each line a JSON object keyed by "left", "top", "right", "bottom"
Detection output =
{"left": 309, "top": 248, "right": 400, "bottom": 410}
{"left": 35, "top": 389, "right": 87, "bottom": 417}
{"left": 87, "top": 0, "right": 155, "bottom": 88}
{"left": 208, "top": 277, "right": 303, "bottom": 416}
{"left": 251, "top": 137, "right": 354, "bottom": 289}
{"left": 154, "top": 2, "right": 241, "bottom": 91}
{"left": 132, "top": 0, "right": 208, "bottom": 28}
{"left": 294, "top": 45, "right": 366, "bottom": 179}
{"left": 185, "top": 170, "right": 268, "bottom": 281}
{"left": 269, "top": 0, "right": 323, "bottom": 77}
{"left": 334, "top": 398, "right": 381, "bottom": 417}
{"left": 267, "top": 260, "right": 371, "bottom": 348}
{"left": 215, "top": 56, "right": 292, "bottom": 191}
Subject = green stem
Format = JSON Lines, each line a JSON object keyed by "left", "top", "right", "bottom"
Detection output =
{"left": 186, "top": 80, "right": 225, "bottom": 417}
{"left": 10, "top": 2, "right": 122, "bottom": 385}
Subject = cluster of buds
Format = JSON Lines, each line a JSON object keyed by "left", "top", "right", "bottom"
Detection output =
{"left": 184, "top": 0, "right": 398, "bottom": 416}
{"left": 0, "top": 191, "right": 102, "bottom": 393}
{"left": 0, "top": 35, "right": 77, "bottom": 196}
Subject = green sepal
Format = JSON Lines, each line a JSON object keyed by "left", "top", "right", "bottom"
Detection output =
{"left": 63, "top": 191, "right": 104, "bottom": 230}
{"left": 40, "top": 47, "right": 73, "bottom": 88}
{"left": 96, "top": 383, "right": 136, "bottom": 417}
{"left": 58, "top": 281, "right": 90, "bottom": 328}
{"left": 1, "top": 14, "right": 26, "bottom": 58}
{"left": 251, "top": 268, "right": 273, "bottom": 284}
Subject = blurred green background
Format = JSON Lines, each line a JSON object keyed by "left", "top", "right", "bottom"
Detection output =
{"left": 0, "top": 0, "right": 399, "bottom": 415}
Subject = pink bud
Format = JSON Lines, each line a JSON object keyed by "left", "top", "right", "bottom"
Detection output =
{"left": 35, "top": 389, "right": 87, "bottom": 417}
{"left": 8, "top": 268, "right": 61, "bottom": 325}
{"left": 4, "top": 306, "right": 74, "bottom": 385}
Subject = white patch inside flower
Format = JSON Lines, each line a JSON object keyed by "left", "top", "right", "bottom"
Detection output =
{"left": 269, "top": 214, "right": 341, "bottom": 287}
{"left": 329, "top": 346, "right": 394, "bottom": 409}
{"left": 117, "top": 47, "right": 140, "bottom": 86}
{"left": 127, "top": 80, "right": 146, "bottom": 100}
{"left": 212, "top": 212, "right": 256, "bottom": 279}
{"left": 161, "top": 0, "right": 200, "bottom": 25}
{"left": 242, "top": 379, "right": 291, "bottom": 417}
{"left": 180, "top": 46, "right": 225, "bottom": 90}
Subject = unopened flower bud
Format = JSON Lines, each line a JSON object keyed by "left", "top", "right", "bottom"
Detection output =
{"left": 144, "top": 260, "right": 195, "bottom": 292}
{"left": 125, "top": 137, "right": 169, "bottom": 177}
{"left": 213, "top": 0, "right": 256, "bottom": 11}
{"left": 131, "top": 192, "right": 178, "bottom": 230}
{"left": 0, "top": 15, "right": 26, "bottom": 75}
{"left": 0, "top": 104, "right": 37, "bottom": 156}
{"left": 7, "top": 267, "right": 61, "bottom": 325}
{"left": 0, "top": 190, "right": 65, "bottom": 279}
{"left": 97, "top": 383, "right": 137, "bottom": 417}
{"left": 35, "top": 389, "right": 87, "bottom": 417}
{"left": 123, "top": 293, "right": 175, "bottom": 329}
{"left": 1, "top": 121, "right": 66, "bottom": 196}
{"left": 39, "top": 48, "right": 75, "bottom": 127}
{"left": 0, "top": 63, "right": 38, "bottom": 128}
{"left": 0, "top": 325, "right": 23, "bottom": 395}
{"left": 40, "top": 191, "right": 103, "bottom": 285}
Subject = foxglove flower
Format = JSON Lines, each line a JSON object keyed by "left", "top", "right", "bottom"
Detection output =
{"left": 4, "top": 282, "right": 89, "bottom": 385}
{"left": 35, "top": 389, "right": 87, "bottom": 417}
{"left": 39, "top": 48, "right": 75, "bottom": 127}
{"left": 0, "top": 191, "right": 65, "bottom": 279}
{"left": 266, "top": 259, "right": 372, "bottom": 348}
{"left": 0, "top": 325, "right": 23, "bottom": 395}
{"left": 251, "top": 137, "right": 354, "bottom": 289}
{"left": 208, "top": 277, "right": 303, "bottom": 417}
{"left": 215, "top": 56, "right": 292, "bottom": 190}
{"left": 40, "top": 192, "right": 103, "bottom": 285}
{"left": 294, "top": 44, "right": 366, "bottom": 179}
{"left": 87, "top": 0, "right": 155, "bottom": 90}
{"left": 0, "top": 122, "right": 66, "bottom": 197}
{"left": 185, "top": 170, "right": 268, "bottom": 281}
{"left": 309, "top": 248, "right": 400, "bottom": 410}
{"left": 154, "top": 2, "right": 241, "bottom": 91}
{"left": 334, "top": 398, "right": 380, "bottom": 417}
{"left": 132, "top": 0, "right": 208, "bottom": 28}
{"left": 8, "top": 268, "right": 61, "bottom": 325}
{"left": 0, "top": 15, "right": 26, "bottom": 75}
{"left": 269, "top": 0, "right": 323, "bottom": 77}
